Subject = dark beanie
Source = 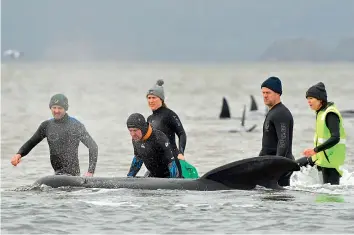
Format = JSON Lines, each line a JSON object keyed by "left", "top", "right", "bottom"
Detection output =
{"left": 306, "top": 82, "right": 327, "bottom": 102}
{"left": 126, "top": 113, "right": 149, "bottom": 136}
{"left": 49, "top": 94, "right": 69, "bottom": 110}
{"left": 261, "top": 76, "right": 282, "bottom": 95}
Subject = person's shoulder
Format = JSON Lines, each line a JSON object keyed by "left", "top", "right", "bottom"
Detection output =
{"left": 326, "top": 111, "right": 340, "bottom": 120}
{"left": 164, "top": 108, "right": 183, "bottom": 123}
{"left": 147, "top": 113, "right": 153, "bottom": 121}
{"left": 68, "top": 115, "right": 84, "bottom": 124}
{"left": 272, "top": 103, "right": 293, "bottom": 120}
{"left": 39, "top": 119, "right": 51, "bottom": 127}
{"left": 166, "top": 107, "right": 178, "bottom": 116}
{"left": 46, "top": 117, "right": 54, "bottom": 122}
{"left": 282, "top": 104, "right": 293, "bottom": 116}
{"left": 68, "top": 116, "right": 87, "bottom": 129}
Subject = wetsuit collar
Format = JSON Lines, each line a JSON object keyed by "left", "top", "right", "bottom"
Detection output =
{"left": 152, "top": 106, "right": 165, "bottom": 114}
{"left": 142, "top": 124, "right": 152, "bottom": 141}
{"left": 316, "top": 101, "right": 332, "bottom": 114}
{"left": 269, "top": 102, "right": 282, "bottom": 110}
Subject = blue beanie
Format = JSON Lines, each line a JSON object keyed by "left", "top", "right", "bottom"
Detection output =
{"left": 261, "top": 76, "right": 282, "bottom": 95}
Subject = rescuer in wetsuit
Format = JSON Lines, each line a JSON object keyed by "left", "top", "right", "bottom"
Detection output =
{"left": 11, "top": 94, "right": 98, "bottom": 176}
{"left": 259, "top": 76, "right": 295, "bottom": 187}
{"left": 146, "top": 79, "right": 186, "bottom": 161}
{"left": 126, "top": 113, "right": 181, "bottom": 178}
{"left": 144, "top": 79, "right": 199, "bottom": 178}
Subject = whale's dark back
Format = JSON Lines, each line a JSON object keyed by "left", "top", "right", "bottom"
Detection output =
{"left": 34, "top": 156, "right": 300, "bottom": 190}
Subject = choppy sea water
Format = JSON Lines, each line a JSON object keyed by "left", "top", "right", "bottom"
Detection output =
{"left": 1, "top": 62, "right": 354, "bottom": 234}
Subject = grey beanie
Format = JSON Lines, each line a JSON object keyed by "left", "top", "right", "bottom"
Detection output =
{"left": 146, "top": 79, "right": 165, "bottom": 101}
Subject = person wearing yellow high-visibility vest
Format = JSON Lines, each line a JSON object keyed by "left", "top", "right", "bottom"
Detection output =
{"left": 298, "top": 82, "right": 346, "bottom": 185}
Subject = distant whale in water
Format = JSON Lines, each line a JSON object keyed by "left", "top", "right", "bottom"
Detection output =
{"left": 219, "top": 96, "right": 260, "bottom": 132}
{"left": 250, "top": 95, "right": 258, "bottom": 111}
{"left": 219, "top": 97, "right": 231, "bottom": 119}
{"left": 219, "top": 95, "right": 260, "bottom": 119}
{"left": 341, "top": 110, "right": 354, "bottom": 118}
{"left": 228, "top": 104, "right": 257, "bottom": 133}
{"left": 34, "top": 156, "right": 300, "bottom": 191}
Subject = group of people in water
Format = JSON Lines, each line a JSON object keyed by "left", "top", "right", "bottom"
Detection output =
{"left": 10, "top": 79, "right": 198, "bottom": 179}
{"left": 259, "top": 77, "right": 346, "bottom": 185}
{"left": 11, "top": 76, "right": 347, "bottom": 185}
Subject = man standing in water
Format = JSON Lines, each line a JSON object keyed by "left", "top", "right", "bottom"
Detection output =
{"left": 259, "top": 77, "right": 295, "bottom": 186}
{"left": 10, "top": 94, "right": 98, "bottom": 176}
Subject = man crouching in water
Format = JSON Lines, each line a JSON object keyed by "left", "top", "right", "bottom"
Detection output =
{"left": 126, "top": 113, "right": 182, "bottom": 178}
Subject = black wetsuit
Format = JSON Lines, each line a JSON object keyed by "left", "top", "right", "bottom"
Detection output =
{"left": 296, "top": 103, "right": 341, "bottom": 185}
{"left": 17, "top": 114, "right": 98, "bottom": 176}
{"left": 147, "top": 106, "right": 187, "bottom": 156}
{"left": 128, "top": 129, "right": 179, "bottom": 178}
{"left": 147, "top": 106, "right": 185, "bottom": 176}
{"left": 259, "top": 102, "right": 294, "bottom": 186}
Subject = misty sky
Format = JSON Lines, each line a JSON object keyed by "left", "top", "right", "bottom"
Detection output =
{"left": 2, "top": 0, "right": 354, "bottom": 61}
